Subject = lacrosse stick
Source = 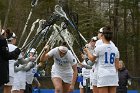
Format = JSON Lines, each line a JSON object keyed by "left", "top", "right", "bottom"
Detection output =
{"left": 24, "top": 26, "right": 50, "bottom": 58}
{"left": 34, "top": 22, "right": 68, "bottom": 62}
{"left": 54, "top": 5, "right": 87, "bottom": 46}
{"left": 18, "top": 0, "right": 39, "bottom": 47}
{"left": 53, "top": 23, "right": 80, "bottom": 63}
{"left": 34, "top": 30, "right": 56, "bottom": 63}
{"left": 22, "top": 19, "right": 40, "bottom": 47}
{"left": 0, "top": 20, "right": 1, "bottom": 33}
{"left": 21, "top": 12, "right": 59, "bottom": 51}
{"left": 21, "top": 19, "right": 46, "bottom": 50}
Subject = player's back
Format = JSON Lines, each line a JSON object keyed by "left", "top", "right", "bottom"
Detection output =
{"left": 95, "top": 43, "right": 119, "bottom": 87}
{"left": 96, "top": 43, "right": 119, "bottom": 69}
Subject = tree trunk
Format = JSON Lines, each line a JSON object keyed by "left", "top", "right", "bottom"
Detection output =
{"left": 123, "top": 0, "right": 128, "bottom": 67}
{"left": 113, "top": 0, "right": 119, "bottom": 47}
{"left": 3, "top": 0, "right": 12, "bottom": 29}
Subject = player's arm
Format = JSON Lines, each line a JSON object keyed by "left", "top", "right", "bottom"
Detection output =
{"left": 40, "top": 45, "right": 50, "bottom": 64}
{"left": 115, "top": 49, "right": 120, "bottom": 71}
{"left": 83, "top": 47, "right": 96, "bottom": 62}
{"left": 115, "top": 58, "right": 119, "bottom": 71}
{"left": 33, "top": 77, "right": 41, "bottom": 87}
{"left": 69, "top": 64, "right": 78, "bottom": 92}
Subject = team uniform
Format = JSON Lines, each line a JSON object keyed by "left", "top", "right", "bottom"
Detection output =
{"left": 25, "top": 63, "right": 37, "bottom": 93}
{"left": 93, "top": 43, "right": 119, "bottom": 87}
{"left": 47, "top": 47, "right": 77, "bottom": 84}
{"left": 95, "top": 39, "right": 115, "bottom": 47}
{"left": 92, "top": 39, "right": 117, "bottom": 86}
{"left": 12, "top": 69, "right": 26, "bottom": 91}
{"left": 79, "top": 60, "right": 91, "bottom": 88}
{"left": 79, "top": 43, "right": 95, "bottom": 90}
{"left": 11, "top": 50, "right": 26, "bottom": 91}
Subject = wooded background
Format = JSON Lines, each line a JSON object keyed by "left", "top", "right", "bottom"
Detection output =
{"left": 0, "top": 0, "right": 139, "bottom": 90}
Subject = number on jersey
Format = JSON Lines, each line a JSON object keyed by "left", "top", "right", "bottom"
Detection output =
{"left": 105, "top": 52, "right": 115, "bottom": 64}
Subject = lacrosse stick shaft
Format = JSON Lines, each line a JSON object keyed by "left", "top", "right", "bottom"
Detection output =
{"left": 24, "top": 26, "right": 49, "bottom": 58}
{"left": 35, "top": 35, "right": 52, "bottom": 63}
{"left": 55, "top": 5, "right": 87, "bottom": 47}
{"left": 18, "top": 0, "right": 38, "bottom": 47}
{"left": 66, "top": 19, "right": 87, "bottom": 43}
{"left": 18, "top": 9, "right": 33, "bottom": 47}
{"left": 22, "top": 19, "right": 40, "bottom": 47}
{"left": 53, "top": 24, "right": 80, "bottom": 63}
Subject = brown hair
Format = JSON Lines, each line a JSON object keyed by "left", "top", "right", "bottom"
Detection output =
{"left": 102, "top": 26, "right": 113, "bottom": 41}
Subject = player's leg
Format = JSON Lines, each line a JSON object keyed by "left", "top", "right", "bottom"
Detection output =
{"left": 79, "top": 82, "right": 84, "bottom": 93}
{"left": 52, "top": 77, "right": 63, "bottom": 93}
{"left": 4, "top": 76, "right": 14, "bottom": 93}
{"left": 62, "top": 82, "right": 71, "bottom": 93}
{"left": 98, "top": 87, "right": 108, "bottom": 93}
{"left": 80, "top": 88, "right": 84, "bottom": 93}
{"left": 4, "top": 85, "right": 12, "bottom": 93}
{"left": 93, "top": 86, "right": 99, "bottom": 93}
{"left": 108, "top": 86, "right": 116, "bottom": 93}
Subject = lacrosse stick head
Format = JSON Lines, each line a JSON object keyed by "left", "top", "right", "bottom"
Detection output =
{"left": 60, "top": 22, "right": 67, "bottom": 30}
{"left": 55, "top": 5, "right": 68, "bottom": 20}
{"left": 31, "top": 0, "right": 38, "bottom": 7}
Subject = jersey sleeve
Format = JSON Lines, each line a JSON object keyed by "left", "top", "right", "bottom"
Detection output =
{"left": 92, "top": 46, "right": 100, "bottom": 57}
{"left": 115, "top": 47, "right": 120, "bottom": 59}
{"left": 47, "top": 48, "right": 56, "bottom": 57}
{"left": 68, "top": 51, "right": 77, "bottom": 66}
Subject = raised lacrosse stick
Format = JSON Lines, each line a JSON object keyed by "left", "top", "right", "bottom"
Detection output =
{"left": 22, "top": 19, "right": 40, "bottom": 48}
{"left": 53, "top": 23, "right": 80, "bottom": 63}
{"left": 18, "top": 0, "right": 39, "bottom": 47}
{"left": 21, "top": 12, "right": 59, "bottom": 52}
{"left": 55, "top": 5, "right": 87, "bottom": 45}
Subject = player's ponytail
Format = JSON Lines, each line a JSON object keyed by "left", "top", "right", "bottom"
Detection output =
{"left": 102, "top": 26, "right": 113, "bottom": 41}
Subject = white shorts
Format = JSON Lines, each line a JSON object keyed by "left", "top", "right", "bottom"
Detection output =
{"left": 92, "top": 71, "right": 97, "bottom": 86}
{"left": 97, "top": 68, "right": 118, "bottom": 87}
{"left": 5, "top": 76, "right": 14, "bottom": 86}
{"left": 51, "top": 70, "right": 73, "bottom": 84}
{"left": 11, "top": 71, "right": 26, "bottom": 91}
{"left": 97, "top": 75, "right": 118, "bottom": 87}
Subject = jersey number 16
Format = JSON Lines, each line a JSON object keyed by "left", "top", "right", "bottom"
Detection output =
{"left": 105, "top": 52, "right": 115, "bottom": 64}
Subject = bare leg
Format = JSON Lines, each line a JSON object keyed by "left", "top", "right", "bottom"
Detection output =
{"left": 63, "top": 82, "right": 71, "bottom": 93}
{"left": 93, "top": 86, "right": 99, "bottom": 93}
{"left": 80, "top": 88, "right": 84, "bottom": 93}
{"left": 52, "top": 77, "right": 63, "bottom": 93}
{"left": 4, "top": 85, "right": 12, "bottom": 93}
{"left": 108, "top": 86, "right": 116, "bottom": 93}
{"left": 98, "top": 87, "right": 108, "bottom": 93}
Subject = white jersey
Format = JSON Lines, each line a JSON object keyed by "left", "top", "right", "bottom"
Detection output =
{"left": 8, "top": 44, "right": 17, "bottom": 77}
{"left": 93, "top": 44, "right": 119, "bottom": 87}
{"left": 47, "top": 47, "right": 77, "bottom": 74}
{"left": 26, "top": 62, "right": 37, "bottom": 84}
{"left": 12, "top": 69, "right": 26, "bottom": 90}
{"left": 93, "top": 39, "right": 118, "bottom": 85}
{"left": 95, "top": 39, "right": 115, "bottom": 47}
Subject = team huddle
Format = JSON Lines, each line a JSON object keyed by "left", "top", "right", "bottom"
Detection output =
{"left": 0, "top": 25, "right": 129, "bottom": 93}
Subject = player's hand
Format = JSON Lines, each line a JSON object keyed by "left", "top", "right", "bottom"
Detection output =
{"left": 44, "top": 45, "right": 50, "bottom": 52}
{"left": 83, "top": 47, "right": 88, "bottom": 53}
{"left": 37, "top": 82, "right": 41, "bottom": 87}
{"left": 77, "top": 63, "right": 83, "bottom": 68}
{"left": 68, "top": 85, "right": 74, "bottom": 92}
{"left": 29, "top": 56, "right": 36, "bottom": 61}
